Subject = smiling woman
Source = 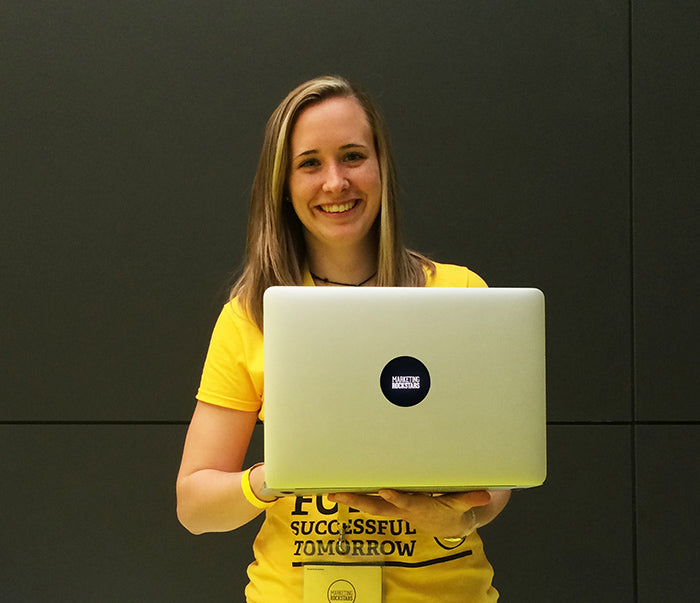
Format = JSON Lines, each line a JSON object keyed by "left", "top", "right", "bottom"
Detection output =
{"left": 176, "top": 75, "right": 507, "bottom": 602}
{"left": 227, "top": 75, "right": 433, "bottom": 330}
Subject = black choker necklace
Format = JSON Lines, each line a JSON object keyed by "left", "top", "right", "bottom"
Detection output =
{"left": 310, "top": 271, "right": 377, "bottom": 287}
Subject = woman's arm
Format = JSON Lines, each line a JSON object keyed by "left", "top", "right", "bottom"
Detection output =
{"left": 176, "top": 401, "right": 274, "bottom": 535}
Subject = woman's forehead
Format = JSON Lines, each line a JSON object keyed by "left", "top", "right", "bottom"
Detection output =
{"left": 291, "top": 97, "right": 372, "bottom": 154}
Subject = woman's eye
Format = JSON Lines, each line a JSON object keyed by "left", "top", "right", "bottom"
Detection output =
{"left": 344, "top": 151, "right": 365, "bottom": 162}
{"left": 298, "top": 158, "right": 319, "bottom": 168}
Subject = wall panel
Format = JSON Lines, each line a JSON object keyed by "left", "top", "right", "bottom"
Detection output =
{"left": 636, "top": 426, "right": 699, "bottom": 602}
{"left": 632, "top": 2, "right": 700, "bottom": 420}
{"left": 0, "top": 424, "right": 263, "bottom": 602}
{"left": 484, "top": 425, "right": 635, "bottom": 602}
{"left": 1, "top": 2, "right": 630, "bottom": 422}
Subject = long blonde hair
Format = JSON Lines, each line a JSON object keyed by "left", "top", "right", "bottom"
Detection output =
{"left": 231, "top": 75, "right": 433, "bottom": 329}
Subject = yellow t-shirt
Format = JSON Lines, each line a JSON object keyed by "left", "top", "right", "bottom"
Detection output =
{"left": 197, "top": 262, "right": 497, "bottom": 602}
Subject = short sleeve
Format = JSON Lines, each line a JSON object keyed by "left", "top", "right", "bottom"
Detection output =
{"left": 196, "top": 301, "right": 264, "bottom": 414}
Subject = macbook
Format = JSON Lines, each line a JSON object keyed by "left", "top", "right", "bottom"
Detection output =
{"left": 262, "top": 286, "right": 546, "bottom": 496}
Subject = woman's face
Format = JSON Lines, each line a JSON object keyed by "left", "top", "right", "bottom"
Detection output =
{"left": 287, "top": 96, "right": 381, "bottom": 254}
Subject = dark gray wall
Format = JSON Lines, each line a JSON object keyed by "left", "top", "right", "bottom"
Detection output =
{"left": 2, "top": 2, "right": 697, "bottom": 601}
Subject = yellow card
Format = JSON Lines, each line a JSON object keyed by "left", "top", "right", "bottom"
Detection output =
{"left": 303, "top": 565, "right": 382, "bottom": 603}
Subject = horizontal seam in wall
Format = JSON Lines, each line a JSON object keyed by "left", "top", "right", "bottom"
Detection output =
{"left": 548, "top": 421, "right": 700, "bottom": 426}
{"left": 0, "top": 421, "right": 698, "bottom": 426}
{"left": 0, "top": 420, "right": 190, "bottom": 425}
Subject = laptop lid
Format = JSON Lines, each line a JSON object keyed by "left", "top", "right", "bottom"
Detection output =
{"left": 262, "top": 287, "right": 546, "bottom": 495}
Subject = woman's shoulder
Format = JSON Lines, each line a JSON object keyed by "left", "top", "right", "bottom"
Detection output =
{"left": 425, "top": 261, "right": 488, "bottom": 288}
{"left": 213, "top": 296, "right": 262, "bottom": 339}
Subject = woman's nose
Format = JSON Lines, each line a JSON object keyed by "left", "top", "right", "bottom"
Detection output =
{"left": 322, "top": 162, "right": 349, "bottom": 193}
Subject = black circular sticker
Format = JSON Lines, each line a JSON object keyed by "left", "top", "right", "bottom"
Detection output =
{"left": 380, "top": 356, "right": 431, "bottom": 407}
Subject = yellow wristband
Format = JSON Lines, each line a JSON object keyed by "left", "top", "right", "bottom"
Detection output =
{"left": 241, "top": 463, "right": 276, "bottom": 509}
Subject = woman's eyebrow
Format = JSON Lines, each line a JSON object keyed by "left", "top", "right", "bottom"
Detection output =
{"left": 293, "top": 149, "right": 317, "bottom": 160}
{"left": 293, "top": 142, "right": 367, "bottom": 161}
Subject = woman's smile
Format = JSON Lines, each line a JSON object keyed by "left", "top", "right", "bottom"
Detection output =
{"left": 317, "top": 199, "right": 359, "bottom": 214}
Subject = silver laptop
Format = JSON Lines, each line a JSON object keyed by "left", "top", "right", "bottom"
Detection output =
{"left": 262, "top": 286, "right": 546, "bottom": 496}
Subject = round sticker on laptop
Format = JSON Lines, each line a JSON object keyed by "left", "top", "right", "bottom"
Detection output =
{"left": 380, "top": 356, "right": 431, "bottom": 407}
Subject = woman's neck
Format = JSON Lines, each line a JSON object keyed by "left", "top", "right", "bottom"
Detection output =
{"left": 306, "top": 239, "right": 378, "bottom": 287}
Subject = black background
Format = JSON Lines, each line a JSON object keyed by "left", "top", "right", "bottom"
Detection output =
{"left": 2, "top": 2, "right": 698, "bottom": 601}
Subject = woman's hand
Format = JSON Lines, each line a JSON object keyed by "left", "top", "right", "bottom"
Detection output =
{"left": 328, "top": 489, "right": 506, "bottom": 539}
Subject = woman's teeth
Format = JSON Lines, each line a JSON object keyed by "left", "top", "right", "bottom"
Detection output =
{"left": 320, "top": 200, "right": 357, "bottom": 213}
